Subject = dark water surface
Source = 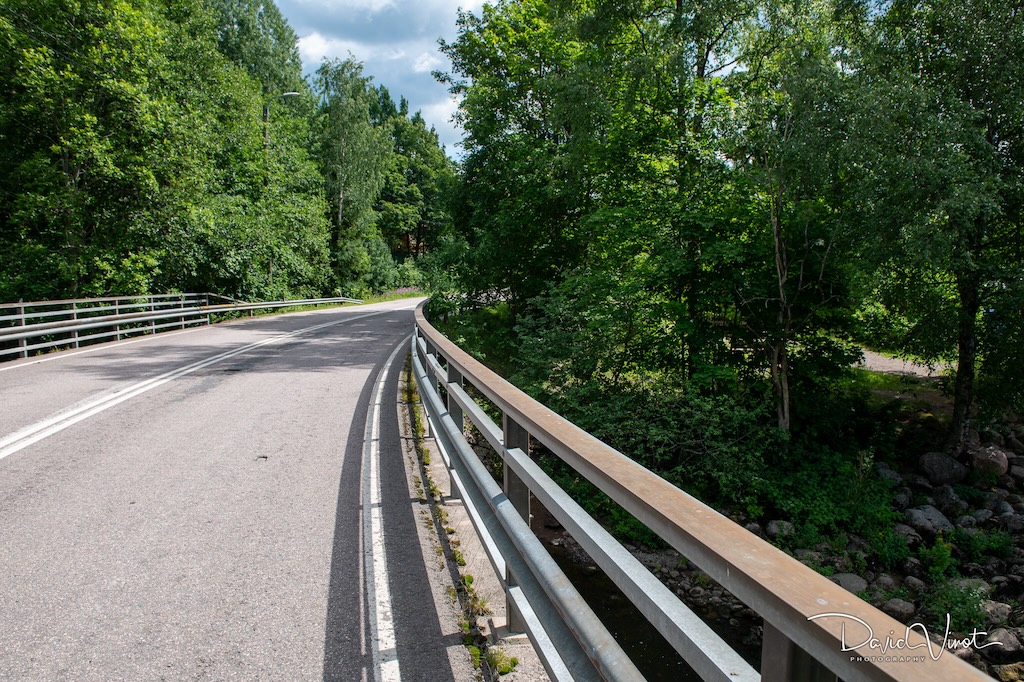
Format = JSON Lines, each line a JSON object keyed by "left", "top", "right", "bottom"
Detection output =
{"left": 547, "top": 542, "right": 763, "bottom": 681}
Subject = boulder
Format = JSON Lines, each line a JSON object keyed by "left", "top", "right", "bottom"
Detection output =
{"left": 831, "top": 573, "right": 868, "bottom": 594}
{"left": 955, "top": 514, "right": 978, "bottom": 529}
{"left": 982, "top": 628, "right": 1023, "bottom": 664}
{"left": 997, "top": 514, "right": 1024, "bottom": 533}
{"left": 934, "top": 484, "right": 969, "bottom": 516}
{"left": 882, "top": 598, "right": 916, "bottom": 621}
{"left": 901, "top": 557, "right": 925, "bottom": 579}
{"left": 875, "top": 463, "right": 904, "bottom": 485}
{"left": 904, "top": 505, "right": 954, "bottom": 540}
{"left": 872, "top": 574, "right": 897, "bottom": 593}
{"left": 992, "top": 663, "right": 1024, "bottom": 682}
{"left": 893, "top": 522, "right": 923, "bottom": 548}
{"left": 904, "top": 575, "right": 927, "bottom": 594}
{"left": 974, "top": 446, "right": 1011, "bottom": 477}
{"left": 1008, "top": 435, "right": 1024, "bottom": 456}
{"left": 766, "top": 520, "right": 794, "bottom": 539}
{"left": 998, "top": 501, "right": 1018, "bottom": 516}
{"left": 985, "top": 600, "right": 1014, "bottom": 626}
{"left": 918, "top": 452, "right": 968, "bottom": 485}
{"left": 892, "top": 489, "right": 912, "bottom": 510}
{"left": 974, "top": 508, "right": 995, "bottom": 524}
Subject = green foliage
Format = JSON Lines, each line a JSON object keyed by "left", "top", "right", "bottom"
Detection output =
{"left": 921, "top": 582, "right": 986, "bottom": 633}
{"left": 0, "top": 1, "right": 450, "bottom": 303}
{"left": 466, "top": 645, "right": 481, "bottom": 669}
{"left": 950, "top": 528, "right": 1015, "bottom": 563}
{"left": 486, "top": 648, "right": 519, "bottom": 676}
{"left": 870, "top": 531, "right": 911, "bottom": 572}
{"left": 918, "top": 534, "right": 957, "bottom": 582}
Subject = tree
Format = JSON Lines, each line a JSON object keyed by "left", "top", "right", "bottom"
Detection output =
{"left": 312, "top": 58, "right": 391, "bottom": 292}
{"left": 0, "top": 0, "right": 332, "bottom": 301}
{"left": 853, "top": 0, "right": 1024, "bottom": 451}
{"left": 373, "top": 86, "right": 456, "bottom": 261}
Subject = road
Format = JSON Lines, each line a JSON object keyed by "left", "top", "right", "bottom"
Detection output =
{"left": 0, "top": 299, "right": 471, "bottom": 681}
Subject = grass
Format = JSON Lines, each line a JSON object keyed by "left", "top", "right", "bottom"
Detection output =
{"left": 360, "top": 287, "right": 426, "bottom": 304}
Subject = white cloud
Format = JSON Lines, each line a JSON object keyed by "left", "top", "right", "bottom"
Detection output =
{"left": 282, "top": 0, "right": 478, "bottom": 158}
{"left": 412, "top": 51, "right": 443, "bottom": 74}
{"left": 298, "top": 32, "right": 364, "bottom": 64}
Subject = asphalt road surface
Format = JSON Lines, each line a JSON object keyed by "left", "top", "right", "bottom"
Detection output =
{"left": 0, "top": 298, "right": 467, "bottom": 681}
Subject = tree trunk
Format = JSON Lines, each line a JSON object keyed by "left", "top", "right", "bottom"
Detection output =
{"left": 770, "top": 171, "right": 792, "bottom": 433}
{"left": 947, "top": 271, "right": 981, "bottom": 454}
{"left": 770, "top": 339, "right": 791, "bottom": 432}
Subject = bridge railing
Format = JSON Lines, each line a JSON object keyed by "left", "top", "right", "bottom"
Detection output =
{"left": 0, "top": 294, "right": 362, "bottom": 360}
{"left": 412, "top": 301, "right": 986, "bottom": 682}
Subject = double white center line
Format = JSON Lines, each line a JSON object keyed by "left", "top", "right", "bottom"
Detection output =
{"left": 0, "top": 310, "right": 388, "bottom": 461}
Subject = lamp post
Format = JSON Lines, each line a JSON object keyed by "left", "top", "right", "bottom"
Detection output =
{"left": 263, "top": 91, "right": 300, "bottom": 149}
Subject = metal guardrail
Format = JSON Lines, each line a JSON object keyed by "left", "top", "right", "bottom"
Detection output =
{"left": 0, "top": 294, "right": 362, "bottom": 360}
{"left": 412, "top": 301, "right": 988, "bottom": 682}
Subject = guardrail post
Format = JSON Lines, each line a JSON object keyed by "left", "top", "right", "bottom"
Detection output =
{"left": 16, "top": 299, "right": 27, "bottom": 358}
{"left": 503, "top": 415, "right": 531, "bottom": 633}
{"left": 761, "top": 622, "right": 837, "bottom": 682}
{"left": 114, "top": 298, "right": 121, "bottom": 340}
{"left": 71, "top": 302, "right": 80, "bottom": 348}
{"left": 149, "top": 297, "right": 156, "bottom": 334}
{"left": 446, "top": 363, "right": 463, "bottom": 497}
{"left": 179, "top": 293, "right": 185, "bottom": 329}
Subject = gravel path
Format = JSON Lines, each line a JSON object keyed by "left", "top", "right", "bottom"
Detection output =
{"left": 858, "top": 349, "right": 951, "bottom": 378}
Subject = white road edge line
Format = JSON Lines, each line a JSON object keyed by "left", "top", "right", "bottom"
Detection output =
{"left": 360, "top": 337, "right": 409, "bottom": 682}
{"left": 0, "top": 309, "right": 391, "bottom": 461}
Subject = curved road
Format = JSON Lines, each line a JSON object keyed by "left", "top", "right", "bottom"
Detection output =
{"left": 0, "top": 299, "right": 468, "bottom": 681}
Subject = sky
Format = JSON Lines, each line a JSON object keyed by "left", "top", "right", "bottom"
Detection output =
{"left": 275, "top": 0, "right": 484, "bottom": 158}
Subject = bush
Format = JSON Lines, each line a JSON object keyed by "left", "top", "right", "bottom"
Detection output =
{"left": 921, "top": 581, "right": 986, "bottom": 633}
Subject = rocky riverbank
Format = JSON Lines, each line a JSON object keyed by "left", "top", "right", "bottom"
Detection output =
{"left": 543, "top": 421, "right": 1024, "bottom": 679}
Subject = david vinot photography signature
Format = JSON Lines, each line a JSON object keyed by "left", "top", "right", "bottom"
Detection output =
{"left": 808, "top": 612, "right": 1001, "bottom": 662}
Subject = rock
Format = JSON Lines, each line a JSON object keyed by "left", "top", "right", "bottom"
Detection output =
{"left": 892, "top": 490, "right": 912, "bottom": 510}
{"left": 982, "top": 628, "right": 1023, "bottom": 663}
{"left": 907, "top": 473, "right": 935, "bottom": 491}
{"left": 955, "top": 514, "right": 978, "bottom": 529}
{"left": 934, "top": 485, "right": 969, "bottom": 516}
{"left": 975, "top": 446, "right": 1011, "bottom": 477}
{"left": 872, "top": 574, "right": 897, "bottom": 593}
{"left": 992, "top": 663, "right": 1024, "bottom": 682}
{"left": 876, "top": 463, "right": 903, "bottom": 485}
{"left": 919, "top": 452, "right": 968, "bottom": 485}
{"left": 882, "top": 598, "right": 916, "bottom": 621}
{"left": 1013, "top": 466, "right": 1024, "bottom": 481}
{"left": 1008, "top": 435, "right": 1024, "bottom": 456}
{"left": 831, "top": 573, "right": 868, "bottom": 594}
{"left": 904, "top": 575, "right": 927, "bottom": 594}
{"left": 901, "top": 557, "right": 925, "bottom": 579}
{"left": 983, "top": 428, "right": 1007, "bottom": 447}
{"left": 766, "top": 520, "right": 794, "bottom": 539}
{"left": 795, "top": 549, "right": 821, "bottom": 564}
{"left": 998, "top": 500, "right": 1017, "bottom": 516}
{"left": 985, "top": 601, "right": 1014, "bottom": 625}
{"left": 893, "top": 522, "right": 923, "bottom": 548}
{"left": 981, "top": 491, "right": 1004, "bottom": 510}
{"left": 997, "top": 514, "right": 1024, "bottom": 533}
{"left": 974, "top": 508, "right": 995, "bottom": 524}
{"left": 905, "top": 505, "right": 954, "bottom": 540}
{"left": 744, "top": 522, "right": 762, "bottom": 536}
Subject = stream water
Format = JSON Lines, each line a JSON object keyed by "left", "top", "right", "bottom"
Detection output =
{"left": 546, "top": 542, "right": 763, "bottom": 680}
